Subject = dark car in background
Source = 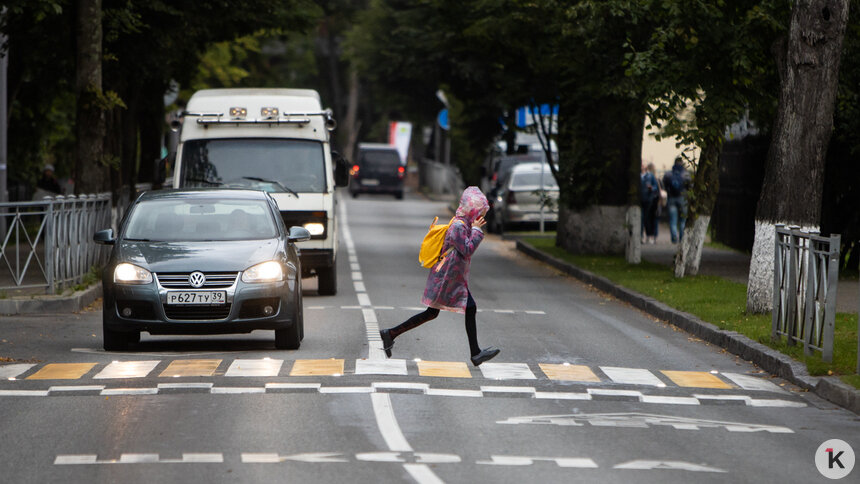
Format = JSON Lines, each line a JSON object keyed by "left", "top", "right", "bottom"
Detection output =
{"left": 94, "top": 189, "right": 311, "bottom": 351}
{"left": 349, "top": 143, "right": 405, "bottom": 199}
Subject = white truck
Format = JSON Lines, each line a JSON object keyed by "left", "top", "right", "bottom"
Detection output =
{"left": 171, "top": 88, "right": 349, "bottom": 295}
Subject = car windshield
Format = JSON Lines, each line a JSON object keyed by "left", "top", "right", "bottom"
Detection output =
{"left": 124, "top": 199, "right": 278, "bottom": 242}
{"left": 360, "top": 149, "right": 401, "bottom": 168}
{"left": 511, "top": 171, "right": 559, "bottom": 189}
{"left": 180, "top": 138, "right": 326, "bottom": 193}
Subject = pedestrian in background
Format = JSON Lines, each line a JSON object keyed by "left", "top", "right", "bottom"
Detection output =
{"left": 640, "top": 163, "right": 659, "bottom": 244}
{"left": 33, "top": 164, "right": 63, "bottom": 200}
{"left": 663, "top": 156, "right": 691, "bottom": 243}
{"left": 639, "top": 162, "right": 647, "bottom": 243}
{"left": 379, "top": 186, "right": 500, "bottom": 366}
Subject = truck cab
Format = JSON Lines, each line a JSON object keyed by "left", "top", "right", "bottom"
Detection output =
{"left": 172, "top": 88, "right": 348, "bottom": 295}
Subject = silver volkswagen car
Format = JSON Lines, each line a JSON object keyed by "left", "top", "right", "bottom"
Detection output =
{"left": 94, "top": 189, "right": 310, "bottom": 351}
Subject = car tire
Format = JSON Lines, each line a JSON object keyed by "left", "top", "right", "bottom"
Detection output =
{"left": 317, "top": 265, "right": 337, "bottom": 295}
{"left": 351, "top": 191, "right": 359, "bottom": 198}
{"left": 395, "top": 191, "right": 403, "bottom": 200}
{"left": 103, "top": 327, "right": 129, "bottom": 351}
{"left": 275, "top": 283, "right": 302, "bottom": 350}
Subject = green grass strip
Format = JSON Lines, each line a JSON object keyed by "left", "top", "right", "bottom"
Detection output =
{"left": 524, "top": 237, "right": 859, "bottom": 389}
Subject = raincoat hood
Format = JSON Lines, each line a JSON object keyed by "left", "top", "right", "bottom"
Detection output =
{"left": 454, "top": 187, "right": 489, "bottom": 225}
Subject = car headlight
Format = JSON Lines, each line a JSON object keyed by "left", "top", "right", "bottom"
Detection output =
{"left": 242, "top": 261, "right": 284, "bottom": 283}
{"left": 114, "top": 263, "right": 152, "bottom": 284}
{"left": 303, "top": 222, "right": 325, "bottom": 236}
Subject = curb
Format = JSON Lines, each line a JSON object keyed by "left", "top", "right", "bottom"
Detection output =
{"left": 516, "top": 239, "right": 860, "bottom": 415}
{"left": 0, "top": 283, "right": 102, "bottom": 315}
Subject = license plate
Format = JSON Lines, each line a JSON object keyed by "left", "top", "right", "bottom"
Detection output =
{"left": 166, "top": 291, "right": 226, "bottom": 305}
{"left": 362, "top": 178, "right": 380, "bottom": 186}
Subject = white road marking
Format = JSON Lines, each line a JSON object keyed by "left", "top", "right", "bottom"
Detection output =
{"left": 587, "top": 389, "right": 644, "bottom": 399}
{"left": 225, "top": 359, "right": 284, "bottom": 377}
{"left": 498, "top": 412, "right": 793, "bottom": 433}
{"left": 354, "top": 281, "right": 366, "bottom": 292}
{"left": 361, "top": 308, "right": 377, "bottom": 323}
{"left": 371, "top": 393, "right": 412, "bottom": 452}
{"left": 319, "top": 387, "right": 374, "bottom": 394}
{"left": 158, "top": 382, "right": 213, "bottom": 390}
{"left": 600, "top": 366, "right": 666, "bottom": 387}
{"left": 722, "top": 372, "right": 786, "bottom": 393}
{"left": 351, "top": 271, "right": 362, "bottom": 280}
{"left": 748, "top": 399, "right": 807, "bottom": 408}
{"left": 48, "top": 385, "right": 105, "bottom": 393}
{"left": 372, "top": 382, "right": 430, "bottom": 393}
{"left": 179, "top": 453, "right": 224, "bottom": 463}
{"left": 210, "top": 387, "right": 266, "bottom": 394}
{"left": 640, "top": 395, "right": 700, "bottom": 405}
{"left": 264, "top": 383, "right": 321, "bottom": 391}
{"left": 350, "top": 263, "right": 361, "bottom": 271}
{"left": 479, "top": 363, "right": 536, "bottom": 380}
{"left": 94, "top": 360, "right": 160, "bottom": 379}
{"left": 614, "top": 460, "right": 726, "bottom": 473}
{"left": 0, "top": 390, "right": 49, "bottom": 396}
{"left": 480, "top": 386, "right": 536, "bottom": 396}
{"left": 477, "top": 455, "right": 598, "bottom": 468}
{"left": 0, "top": 363, "right": 35, "bottom": 379}
{"left": 355, "top": 359, "right": 408, "bottom": 376}
{"left": 525, "top": 310, "right": 546, "bottom": 315}
{"left": 100, "top": 388, "right": 158, "bottom": 396}
{"left": 242, "top": 453, "right": 280, "bottom": 463}
{"left": 404, "top": 464, "right": 447, "bottom": 483}
{"left": 120, "top": 454, "right": 159, "bottom": 463}
{"left": 426, "top": 388, "right": 483, "bottom": 398}
{"left": 55, "top": 455, "right": 98, "bottom": 465}
{"left": 534, "top": 391, "right": 592, "bottom": 400}
{"left": 357, "top": 293, "right": 372, "bottom": 307}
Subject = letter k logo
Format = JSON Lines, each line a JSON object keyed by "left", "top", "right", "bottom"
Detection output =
{"left": 827, "top": 448, "right": 845, "bottom": 469}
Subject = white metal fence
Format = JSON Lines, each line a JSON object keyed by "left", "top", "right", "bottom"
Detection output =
{"left": 771, "top": 225, "right": 840, "bottom": 362}
{"left": 0, "top": 194, "right": 112, "bottom": 294}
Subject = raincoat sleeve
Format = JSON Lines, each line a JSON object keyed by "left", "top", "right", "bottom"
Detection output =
{"left": 448, "top": 221, "right": 483, "bottom": 258}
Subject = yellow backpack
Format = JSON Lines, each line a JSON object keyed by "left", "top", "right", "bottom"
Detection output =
{"left": 418, "top": 217, "right": 457, "bottom": 268}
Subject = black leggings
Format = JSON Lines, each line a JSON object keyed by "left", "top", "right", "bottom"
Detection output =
{"left": 389, "top": 293, "right": 480, "bottom": 356}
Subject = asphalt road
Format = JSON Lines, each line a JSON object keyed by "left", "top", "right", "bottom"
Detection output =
{"left": 0, "top": 190, "right": 857, "bottom": 483}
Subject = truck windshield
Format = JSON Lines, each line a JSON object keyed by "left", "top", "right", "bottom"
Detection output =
{"left": 180, "top": 138, "right": 326, "bottom": 193}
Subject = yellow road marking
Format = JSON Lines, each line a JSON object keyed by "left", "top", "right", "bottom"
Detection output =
{"left": 539, "top": 364, "right": 601, "bottom": 382}
{"left": 289, "top": 359, "right": 344, "bottom": 376}
{"left": 27, "top": 363, "right": 97, "bottom": 380}
{"left": 417, "top": 361, "right": 471, "bottom": 378}
{"left": 159, "top": 359, "right": 222, "bottom": 378}
{"left": 661, "top": 371, "right": 734, "bottom": 389}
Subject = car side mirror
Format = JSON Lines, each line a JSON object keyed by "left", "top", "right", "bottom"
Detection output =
{"left": 94, "top": 229, "right": 116, "bottom": 245}
{"left": 288, "top": 226, "right": 311, "bottom": 242}
{"left": 332, "top": 151, "right": 350, "bottom": 188}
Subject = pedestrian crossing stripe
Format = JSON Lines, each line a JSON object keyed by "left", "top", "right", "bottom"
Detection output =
{"left": 290, "top": 359, "right": 344, "bottom": 376}
{"left": 417, "top": 361, "right": 471, "bottom": 378}
{"left": 27, "top": 363, "right": 97, "bottom": 380}
{"left": 0, "top": 360, "right": 782, "bottom": 392}
{"left": 160, "top": 360, "right": 221, "bottom": 378}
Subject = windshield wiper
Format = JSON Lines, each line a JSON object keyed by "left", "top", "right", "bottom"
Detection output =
{"left": 186, "top": 177, "right": 223, "bottom": 186}
{"left": 242, "top": 177, "right": 299, "bottom": 198}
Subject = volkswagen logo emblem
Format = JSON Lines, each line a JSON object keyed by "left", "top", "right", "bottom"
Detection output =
{"left": 188, "top": 271, "right": 206, "bottom": 288}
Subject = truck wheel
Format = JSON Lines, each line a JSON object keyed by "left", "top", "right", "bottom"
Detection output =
{"left": 103, "top": 327, "right": 129, "bottom": 351}
{"left": 317, "top": 266, "right": 337, "bottom": 295}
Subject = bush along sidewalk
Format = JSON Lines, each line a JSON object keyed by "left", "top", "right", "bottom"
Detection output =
{"left": 519, "top": 238, "right": 859, "bottom": 412}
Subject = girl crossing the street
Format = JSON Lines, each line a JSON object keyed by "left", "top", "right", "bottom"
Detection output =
{"left": 379, "top": 186, "right": 500, "bottom": 366}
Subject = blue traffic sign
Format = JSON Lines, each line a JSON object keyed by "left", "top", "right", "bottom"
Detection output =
{"left": 437, "top": 109, "right": 449, "bottom": 131}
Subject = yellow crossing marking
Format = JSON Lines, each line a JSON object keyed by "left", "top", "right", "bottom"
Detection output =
{"left": 27, "top": 363, "right": 97, "bottom": 380}
{"left": 417, "top": 361, "right": 471, "bottom": 378}
{"left": 661, "top": 371, "right": 733, "bottom": 389}
{"left": 539, "top": 364, "right": 601, "bottom": 382}
{"left": 289, "top": 359, "right": 344, "bottom": 376}
{"left": 159, "top": 360, "right": 222, "bottom": 378}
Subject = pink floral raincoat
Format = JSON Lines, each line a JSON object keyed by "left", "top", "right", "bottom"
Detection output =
{"left": 421, "top": 187, "right": 489, "bottom": 313}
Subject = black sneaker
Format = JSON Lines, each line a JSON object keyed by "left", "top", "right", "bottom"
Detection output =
{"left": 379, "top": 329, "right": 394, "bottom": 358}
{"left": 470, "top": 347, "right": 500, "bottom": 367}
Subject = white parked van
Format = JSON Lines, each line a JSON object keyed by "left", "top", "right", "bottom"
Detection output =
{"left": 172, "top": 88, "right": 349, "bottom": 295}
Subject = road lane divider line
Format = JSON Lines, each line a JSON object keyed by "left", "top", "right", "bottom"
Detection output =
{"left": 371, "top": 392, "right": 412, "bottom": 452}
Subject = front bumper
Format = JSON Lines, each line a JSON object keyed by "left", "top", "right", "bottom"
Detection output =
{"left": 104, "top": 277, "right": 299, "bottom": 334}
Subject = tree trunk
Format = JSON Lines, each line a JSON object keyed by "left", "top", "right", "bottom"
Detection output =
{"left": 342, "top": 69, "right": 360, "bottom": 162}
{"left": 137, "top": 83, "right": 164, "bottom": 185}
{"left": 675, "top": 140, "right": 721, "bottom": 277}
{"left": 746, "top": 0, "right": 849, "bottom": 313}
{"left": 556, "top": 96, "right": 644, "bottom": 257}
{"left": 74, "top": 0, "right": 106, "bottom": 195}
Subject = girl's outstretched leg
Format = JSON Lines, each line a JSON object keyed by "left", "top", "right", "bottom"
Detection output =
{"left": 379, "top": 307, "right": 440, "bottom": 357}
{"left": 464, "top": 293, "right": 500, "bottom": 366}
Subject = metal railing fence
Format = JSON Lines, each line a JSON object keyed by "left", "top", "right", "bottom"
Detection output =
{"left": 0, "top": 194, "right": 112, "bottom": 294}
{"left": 771, "top": 225, "right": 840, "bottom": 362}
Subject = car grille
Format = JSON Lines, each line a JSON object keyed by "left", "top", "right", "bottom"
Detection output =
{"left": 164, "top": 304, "right": 232, "bottom": 321}
{"left": 155, "top": 272, "right": 238, "bottom": 289}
